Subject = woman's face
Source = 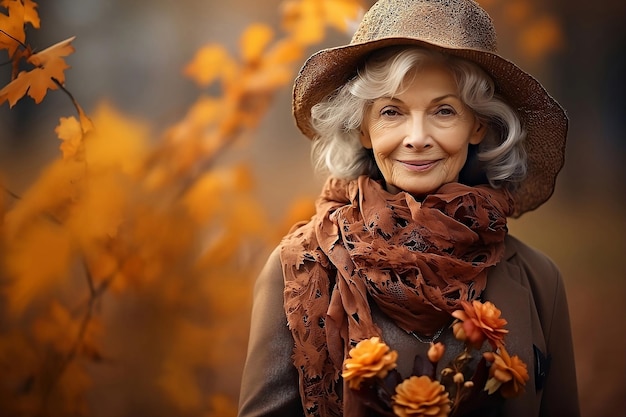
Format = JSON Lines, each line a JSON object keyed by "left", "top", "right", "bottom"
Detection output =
{"left": 360, "top": 61, "right": 486, "bottom": 198}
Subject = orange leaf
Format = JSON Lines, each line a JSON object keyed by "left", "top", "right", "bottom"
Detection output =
{"left": 9, "top": 45, "right": 31, "bottom": 78}
{"left": 0, "top": 0, "right": 26, "bottom": 57}
{"left": 183, "top": 44, "right": 238, "bottom": 87}
{"left": 55, "top": 116, "right": 83, "bottom": 160}
{"left": 1, "top": 0, "right": 39, "bottom": 28}
{"left": 32, "top": 301, "right": 103, "bottom": 363}
{"left": 321, "top": 0, "right": 364, "bottom": 33}
{"left": 282, "top": 0, "right": 324, "bottom": 45}
{"left": 0, "top": 36, "right": 76, "bottom": 107}
{"left": 240, "top": 23, "right": 274, "bottom": 63}
{"left": 82, "top": 101, "right": 150, "bottom": 173}
{"left": 2, "top": 219, "right": 74, "bottom": 316}
{"left": 240, "top": 38, "right": 303, "bottom": 94}
{"left": 2, "top": 157, "right": 84, "bottom": 238}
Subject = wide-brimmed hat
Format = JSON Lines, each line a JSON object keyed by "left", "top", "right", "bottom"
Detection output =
{"left": 292, "top": 0, "right": 567, "bottom": 217}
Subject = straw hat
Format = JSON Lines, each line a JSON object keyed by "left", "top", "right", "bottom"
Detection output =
{"left": 292, "top": 0, "right": 567, "bottom": 217}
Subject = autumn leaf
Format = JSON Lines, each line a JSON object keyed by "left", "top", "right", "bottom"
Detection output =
{"left": 183, "top": 165, "right": 247, "bottom": 223}
{"left": 183, "top": 44, "right": 238, "bottom": 87}
{"left": 322, "top": 0, "right": 364, "bottom": 33}
{"left": 2, "top": 158, "right": 84, "bottom": 239}
{"left": 0, "top": 0, "right": 39, "bottom": 28}
{"left": 8, "top": 45, "right": 31, "bottom": 78}
{"left": 163, "top": 95, "right": 221, "bottom": 146}
{"left": 2, "top": 219, "right": 74, "bottom": 316}
{"left": 65, "top": 171, "right": 128, "bottom": 247}
{"left": 82, "top": 101, "right": 150, "bottom": 173}
{"left": 239, "top": 37, "right": 304, "bottom": 93}
{"left": 282, "top": 0, "right": 363, "bottom": 45}
{"left": 0, "top": 1, "right": 376, "bottom": 416}
{"left": 55, "top": 116, "right": 84, "bottom": 160}
{"left": 32, "top": 301, "right": 103, "bottom": 359}
{"left": 0, "top": 0, "right": 26, "bottom": 57}
{"left": 0, "top": 36, "right": 76, "bottom": 107}
{"left": 240, "top": 23, "right": 274, "bottom": 63}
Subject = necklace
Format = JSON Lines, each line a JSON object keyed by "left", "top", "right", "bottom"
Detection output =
{"left": 409, "top": 325, "right": 446, "bottom": 344}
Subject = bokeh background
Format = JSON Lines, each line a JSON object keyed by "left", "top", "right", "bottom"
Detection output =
{"left": 1, "top": 0, "right": 624, "bottom": 416}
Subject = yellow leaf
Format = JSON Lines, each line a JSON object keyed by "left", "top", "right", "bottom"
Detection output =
{"left": 84, "top": 245, "right": 118, "bottom": 283}
{"left": 183, "top": 169, "right": 226, "bottom": 223}
{"left": 2, "top": 219, "right": 74, "bottom": 316}
{"left": 265, "top": 38, "right": 304, "bottom": 66}
{"left": 66, "top": 171, "right": 128, "bottom": 246}
{"left": 0, "top": 0, "right": 39, "bottom": 28}
{"left": 240, "top": 23, "right": 274, "bottom": 63}
{"left": 32, "top": 301, "right": 103, "bottom": 357}
{"left": 284, "top": 0, "right": 324, "bottom": 45}
{"left": 84, "top": 101, "right": 150, "bottom": 173}
{"left": 183, "top": 44, "right": 238, "bottom": 87}
{"left": 183, "top": 165, "right": 254, "bottom": 223}
{"left": 3, "top": 158, "right": 84, "bottom": 238}
{"left": 55, "top": 116, "right": 83, "bottom": 160}
{"left": 0, "top": 36, "right": 76, "bottom": 107}
{"left": 0, "top": 0, "right": 26, "bottom": 57}
{"left": 164, "top": 95, "right": 221, "bottom": 144}
{"left": 322, "top": 0, "right": 363, "bottom": 33}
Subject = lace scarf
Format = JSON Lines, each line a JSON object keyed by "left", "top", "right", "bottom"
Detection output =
{"left": 280, "top": 176, "right": 514, "bottom": 417}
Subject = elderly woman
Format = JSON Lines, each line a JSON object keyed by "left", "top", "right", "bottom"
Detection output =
{"left": 238, "top": 0, "right": 579, "bottom": 416}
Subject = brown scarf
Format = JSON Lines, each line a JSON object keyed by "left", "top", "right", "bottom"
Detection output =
{"left": 280, "top": 176, "right": 514, "bottom": 417}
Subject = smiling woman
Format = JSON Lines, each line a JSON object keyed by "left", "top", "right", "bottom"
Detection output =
{"left": 310, "top": 46, "right": 527, "bottom": 196}
{"left": 360, "top": 60, "right": 487, "bottom": 197}
{"left": 238, "top": 0, "right": 580, "bottom": 416}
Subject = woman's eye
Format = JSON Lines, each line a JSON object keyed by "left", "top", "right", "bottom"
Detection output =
{"left": 381, "top": 107, "right": 400, "bottom": 117}
{"left": 436, "top": 106, "right": 456, "bottom": 116}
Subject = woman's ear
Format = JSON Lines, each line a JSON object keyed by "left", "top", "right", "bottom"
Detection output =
{"left": 469, "top": 119, "right": 487, "bottom": 145}
{"left": 359, "top": 129, "right": 373, "bottom": 149}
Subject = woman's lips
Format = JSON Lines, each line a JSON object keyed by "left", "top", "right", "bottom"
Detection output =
{"left": 399, "top": 159, "right": 439, "bottom": 172}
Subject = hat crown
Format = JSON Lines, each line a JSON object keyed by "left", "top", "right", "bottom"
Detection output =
{"left": 352, "top": 0, "right": 497, "bottom": 52}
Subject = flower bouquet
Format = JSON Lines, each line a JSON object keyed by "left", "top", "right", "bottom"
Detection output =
{"left": 342, "top": 300, "right": 529, "bottom": 417}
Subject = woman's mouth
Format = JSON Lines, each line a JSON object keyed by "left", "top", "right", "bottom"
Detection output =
{"left": 399, "top": 160, "right": 439, "bottom": 172}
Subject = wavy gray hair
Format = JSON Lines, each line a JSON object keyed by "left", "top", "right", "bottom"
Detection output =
{"left": 309, "top": 46, "right": 527, "bottom": 187}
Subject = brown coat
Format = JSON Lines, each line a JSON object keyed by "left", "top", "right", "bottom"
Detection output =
{"left": 237, "top": 234, "right": 580, "bottom": 417}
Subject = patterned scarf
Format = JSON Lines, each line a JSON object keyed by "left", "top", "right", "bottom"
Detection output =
{"left": 280, "top": 176, "right": 514, "bottom": 417}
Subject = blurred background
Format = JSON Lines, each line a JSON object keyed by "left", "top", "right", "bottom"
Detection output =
{"left": 0, "top": 0, "right": 624, "bottom": 416}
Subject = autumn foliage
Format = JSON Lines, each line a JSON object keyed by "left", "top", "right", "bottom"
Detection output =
{"left": 0, "top": 0, "right": 363, "bottom": 415}
{"left": 0, "top": 0, "right": 563, "bottom": 416}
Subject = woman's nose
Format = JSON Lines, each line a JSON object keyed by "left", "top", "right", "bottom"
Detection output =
{"left": 403, "top": 115, "right": 432, "bottom": 149}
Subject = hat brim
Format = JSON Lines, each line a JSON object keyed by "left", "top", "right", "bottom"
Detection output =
{"left": 292, "top": 38, "right": 567, "bottom": 218}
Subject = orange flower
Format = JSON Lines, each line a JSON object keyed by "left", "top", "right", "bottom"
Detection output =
{"left": 342, "top": 337, "right": 398, "bottom": 389}
{"left": 483, "top": 347, "right": 529, "bottom": 398}
{"left": 451, "top": 300, "right": 508, "bottom": 349}
{"left": 427, "top": 342, "right": 445, "bottom": 363}
{"left": 392, "top": 375, "right": 451, "bottom": 417}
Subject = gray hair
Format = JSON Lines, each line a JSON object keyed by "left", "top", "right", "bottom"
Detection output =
{"left": 309, "top": 46, "right": 527, "bottom": 187}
